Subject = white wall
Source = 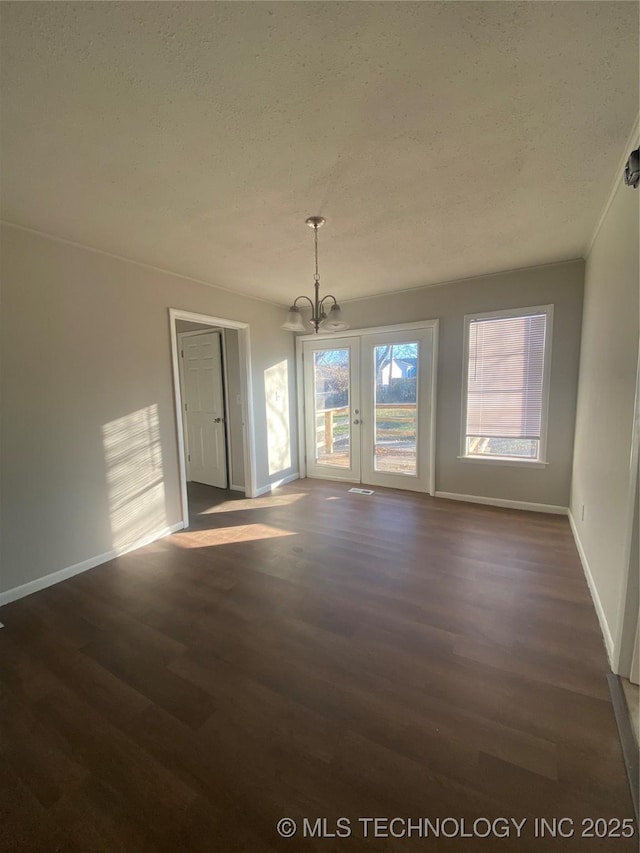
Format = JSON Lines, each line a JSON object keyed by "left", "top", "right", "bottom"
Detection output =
{"left": 570, "top": 167, "right": 640, "bottom": 663}
{"left": 340, "top": 260, "right": 584, "bottom": 508}
{"left": 0, "top": 224, "right": 298, "bottom": 597}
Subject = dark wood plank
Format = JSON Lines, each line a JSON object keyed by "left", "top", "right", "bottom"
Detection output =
{"left": 0, "top": 479, "right": 636, "bottom": 851}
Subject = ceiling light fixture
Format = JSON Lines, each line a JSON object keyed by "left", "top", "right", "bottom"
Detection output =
{"left": 281, "top": 216, "right": 349, "bottom": 334}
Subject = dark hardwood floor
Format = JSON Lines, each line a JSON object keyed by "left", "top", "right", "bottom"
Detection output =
{"left": 1, "top": 479, "right": 636, "bottom": 851}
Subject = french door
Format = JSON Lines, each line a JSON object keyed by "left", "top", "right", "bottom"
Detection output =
{"left": 302, "top": 326, "right": 436, "bottom": 493}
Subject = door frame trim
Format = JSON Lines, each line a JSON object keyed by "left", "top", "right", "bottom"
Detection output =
{"left": 295, "top": 320, "right": 439, "bottom": 495}
{"left": 169, "top": 309, "right": 257, "bottom": 529}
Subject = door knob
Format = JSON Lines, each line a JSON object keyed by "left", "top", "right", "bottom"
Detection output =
{"left": 214, "top": 417, "right": 223, "bottom": 423}
{"left": 353, "top": 419, "right": 360, "bottom": 425}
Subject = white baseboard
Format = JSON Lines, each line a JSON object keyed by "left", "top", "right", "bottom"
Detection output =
{"left": 230, "top": 484, "right": 245, "bottom": 492}
{"left": 254, "top": 472, "right": 300, "bottom": 497}
{"left": 568, "top": 510, "right": 614, "bottom": 665}
{"left": 0, "top": 521, "right": 185, "bottom": 607}
{"left": 434, "top": 491, "right": 568, "bottom": 515}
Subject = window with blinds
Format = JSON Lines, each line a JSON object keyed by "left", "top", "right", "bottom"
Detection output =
{"left": 463, "top": 306, "right": 552, "bottom": 461}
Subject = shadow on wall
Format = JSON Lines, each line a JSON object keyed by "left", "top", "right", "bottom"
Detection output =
{"left": 264, "top": 360, "right": 292, "bottom": 477}
{"left": 102, "top": 404, "right": 169, "bottom": 550}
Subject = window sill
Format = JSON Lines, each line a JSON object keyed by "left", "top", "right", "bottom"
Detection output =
{"left": 457, "top": 455, "right": 548, "bottom": 469}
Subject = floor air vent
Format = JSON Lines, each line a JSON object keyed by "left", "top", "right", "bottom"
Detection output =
{"left": 348, "top": 488, "right": 375, "bottom": 495}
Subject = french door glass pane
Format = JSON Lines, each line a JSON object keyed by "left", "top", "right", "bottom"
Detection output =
{"left": 313, "top": 349, "right": 350, "bottom": 468}
{"left": 373, "top": 342, "right": 418, "bottom": 476}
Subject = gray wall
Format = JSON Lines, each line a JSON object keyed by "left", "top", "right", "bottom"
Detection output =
{"left": 224, "top": 329, "right": 246, "bottom": 489}
{"left": 341, "top": 260, "right": 585, "bottom": 507}
{"left": 570, "top": 172, "right": 639, "bottom": 656}
{"left": 0, "top": 224, "right": 297, "bottom": 595}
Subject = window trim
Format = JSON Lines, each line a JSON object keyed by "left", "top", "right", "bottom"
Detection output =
{"left": 460, "top": 304, "right": 554, "bottom": 466}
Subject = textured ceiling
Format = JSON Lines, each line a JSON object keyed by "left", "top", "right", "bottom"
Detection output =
{"left": 1, "top": 2, "right": 638, "bottom": 305}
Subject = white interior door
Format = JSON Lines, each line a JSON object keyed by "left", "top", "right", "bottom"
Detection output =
{"left": 302, "top": 326, "right": 436, "bottom": 493}
{"left": 303, "top": 339, "right": 361, "bottom": 482}
{"left": 182, "top": 332, "right": 228, "bottom": 488}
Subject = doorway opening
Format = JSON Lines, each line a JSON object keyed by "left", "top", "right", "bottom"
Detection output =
{"left": 169, "top": 309, "right": 257, "bottom": 529}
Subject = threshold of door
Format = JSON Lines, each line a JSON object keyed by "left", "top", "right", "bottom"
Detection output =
{"left": 348, "top": 488, "right": 375, "bottom": 495}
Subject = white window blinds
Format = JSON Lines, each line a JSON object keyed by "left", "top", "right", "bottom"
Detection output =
{"left": 465, "top": 311, "right": 548, "bottom": 449}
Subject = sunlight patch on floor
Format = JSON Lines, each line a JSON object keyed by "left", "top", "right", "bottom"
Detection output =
{"left": 172, "top": 523, "right": 296, "bottom": 548}
{"left": 198, "top": 493, "right": 306, "bottom": 514}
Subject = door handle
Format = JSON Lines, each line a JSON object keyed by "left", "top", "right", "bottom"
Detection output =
{"left": 213, "top": 417, "right": 223, "bottom": 423}
{"left": 353, "top": 419, "right": 360, "bottom": 425}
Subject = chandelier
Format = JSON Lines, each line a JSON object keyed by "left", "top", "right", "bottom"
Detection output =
{"left": 281, "top": 216, "right": 349, "bottom": 334}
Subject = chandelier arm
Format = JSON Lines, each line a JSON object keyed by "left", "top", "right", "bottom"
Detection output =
{"left": 319, "top": 294, "right": 338, "bottom": 308}
{"left": 292, "top": 294, "right": 316, "bottom": 312}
